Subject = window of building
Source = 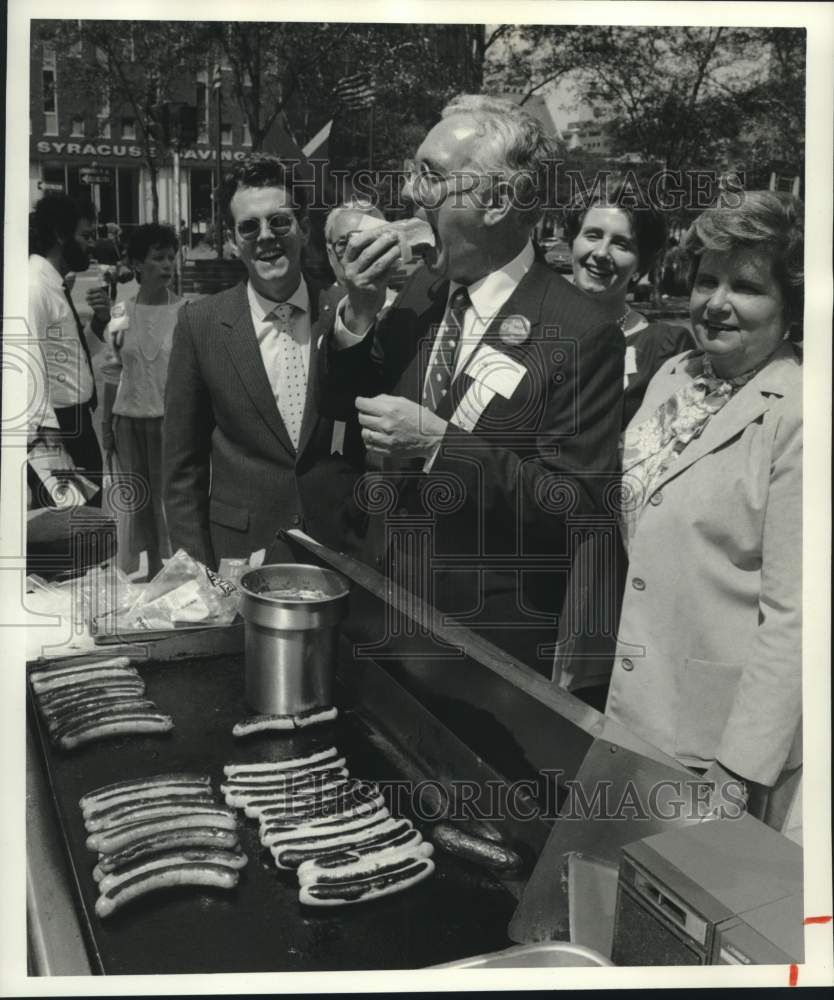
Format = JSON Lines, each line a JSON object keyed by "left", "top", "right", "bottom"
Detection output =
{"left": 196, "top": 70, "right": 209, "bottom": 143}
{"left": 242, "top": 119, "right": 252, "bottom": 146}
{"left": 122, "top": 118, "right": 136, "bottom": 140}
{"left": 71, "top": 116, "right": 85, "bottom": 137}
{"left": 98, "top": 95, "right": 111, "bottom": 138}
{"left": 42, "top": 45, "right": 58, "bottom": 135}
{"left": 221, "top": 123, "right": 233, "bottom": 146}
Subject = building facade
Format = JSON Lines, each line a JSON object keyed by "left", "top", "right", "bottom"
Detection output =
{"left": 29, "top": 34, "right": 304, "bottom": 246}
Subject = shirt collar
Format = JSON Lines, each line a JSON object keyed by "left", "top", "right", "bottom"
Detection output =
{"left": 448, "top": 241, "right": 535, "bottom": 317}
{"left": 29, "top": 254, "right": 66, "bottom": 291}
{"left": 247, "top": 277, "right": 309, "bottom": 322}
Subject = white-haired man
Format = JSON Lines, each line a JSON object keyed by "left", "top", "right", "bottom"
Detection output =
{"left": 323, "top": 199, "right": 397, "bottom": 313}
{"left": 322, "top": 95, "right": 625, "bottom": 678}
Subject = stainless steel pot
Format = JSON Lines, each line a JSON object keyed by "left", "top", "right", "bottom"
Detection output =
{"left": 239, "top": 564, "right": 349, "bottom": 714}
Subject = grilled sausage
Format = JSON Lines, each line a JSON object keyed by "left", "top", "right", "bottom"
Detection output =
{"left": 431, "top": 822, "right": 522, "bottom": 871}
{"left": 97, "top": 849, "right": 248, "bottom": 893}
{"left": 298, "top": 841, "right": 432, "bottom": 885}
{"left": 297, "top": 827, "right": 427, "bottom": 874}
{"left": 95, "top": 862, "right": 239, "bottom": 918}
{"left": 50, "top": 700, "right": 159, "bottom": 737}
{"left": 232, "top": 706, "right": 338, "bottom": 736}
{"left": 221, "top": 762, "right": 348, "bottom": 788}
{"left": 81, "top": 773, "right": 212, "bottom": 809}
{"left": 84, "top": 797, "right": 222, "bottom": 833}
{"left": 38, "top": 680, "right": 146, "bottom": 712}
{"left": 299, "top": 859, "right": 434, "bottom": 906}
{"left": 260, "top": 810, "right": 391, "bottom": 848}
{"left": 242, "top": 783, "right": 374, "bottom": 821}
{"left": 273, "top": 819, "right": 410, "bottom": 869}
{"left": 226, "top": 775, "right": 350, "bottom": 810}
{"left": 258, "top": 795, "right": 386, "bottom": 832}
{"left": 58, "top": 713, "right": 173, "bottom": 750}
{"left": 86, "top": 809, "right": 237, "bottom": 854}
{"left": 30, "top": 656, "right": 132, "bottom": 682}
{"left": 222, "top": 746, "right": 339, "bottom": 776}
{"left": 31, "top": 665, "right": 139, "bottom": 694}
{"left": 96, "top": 827, "right": 239, "bottom": 873}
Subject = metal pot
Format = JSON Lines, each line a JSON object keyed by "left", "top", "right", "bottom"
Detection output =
{"left": 239, "top": 564, "right": 349, "bottom": 715}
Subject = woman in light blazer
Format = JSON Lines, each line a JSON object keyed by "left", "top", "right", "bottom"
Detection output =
{"left": 606, "top": 191, "right": 803, "bottom": 822}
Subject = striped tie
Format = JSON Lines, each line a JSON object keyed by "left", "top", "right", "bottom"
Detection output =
{"left": 424, "top": 286, "right": 469, "bottom": 413}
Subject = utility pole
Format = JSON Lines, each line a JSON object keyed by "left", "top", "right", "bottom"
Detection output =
{"left": 213, "top": 64, "right": 224, "bottom": 259}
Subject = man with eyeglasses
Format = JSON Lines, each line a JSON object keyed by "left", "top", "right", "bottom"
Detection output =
{"left": 322, "top": 95, "right": 625, "bottom": 680}
{"left": 323, "top": 199, "right": 397, "bottom": 314}
{"left": 163, "top": 154, "right": 366, "bottom": 569}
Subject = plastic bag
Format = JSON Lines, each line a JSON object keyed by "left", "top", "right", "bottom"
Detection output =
{"left": 105, "top": 549, "right": 241, "bottom": 632}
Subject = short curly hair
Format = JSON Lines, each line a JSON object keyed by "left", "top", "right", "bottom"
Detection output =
{"left": 684, "top": 190, "right": 804, "bottom": 336}
{"left": 217, "top": 153, "right": 306, "bottom": 227}
{"left": 126, "top": 223, "right": 178, "bottom": 265}
{"left": 561, "top": 180, "right": 668, "bottom": 276}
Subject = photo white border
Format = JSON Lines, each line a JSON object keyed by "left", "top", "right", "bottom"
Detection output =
{"left": 3, "top": 0, "right": 832, "bottom": 992}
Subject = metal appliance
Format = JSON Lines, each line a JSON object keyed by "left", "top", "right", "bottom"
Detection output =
{"left": 611, "top": 814, "right": 803, "bottom": 965}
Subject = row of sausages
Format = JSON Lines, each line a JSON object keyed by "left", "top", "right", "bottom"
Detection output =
{"left": 221, "top": 746, "right": 436, "bottom": 906}
{"left": 30, "top": 657, "right": 172, "bottom": 750}
{"left": 79, "top": 773, "right": 246, "bottom": 918}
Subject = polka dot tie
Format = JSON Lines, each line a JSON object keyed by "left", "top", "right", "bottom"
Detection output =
{"left": 271, "top": 301, "right": 307, "bottom": 449}
{"left": 424, "top": 286, "right": 470, "bottom": 413}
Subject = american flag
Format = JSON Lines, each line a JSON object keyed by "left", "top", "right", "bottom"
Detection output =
{"left": 334, "top": 71, "right": 376, "bottom": 110}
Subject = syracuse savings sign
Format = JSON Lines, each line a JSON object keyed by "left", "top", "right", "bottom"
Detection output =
{"left": 34, "top": 139, "right": 249, "bottom": 166}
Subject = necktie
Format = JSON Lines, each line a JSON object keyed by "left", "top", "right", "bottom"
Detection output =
{"left": 63, "top": 281, "right": 97, "bottom": 410}
{"left": 271, "top": 302, "right": 307, "bottom": 449}
{"left": 424, "top": 286, "right": 470, "bottom": 413}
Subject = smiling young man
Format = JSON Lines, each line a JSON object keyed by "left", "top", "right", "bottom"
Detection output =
{"left": 322, "top": 96, "right": 626, "bottom": 677}
{"left": 162, "top": 154, "right": 365, "bottom": 569}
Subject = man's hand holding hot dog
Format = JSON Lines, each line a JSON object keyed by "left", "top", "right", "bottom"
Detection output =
{"left": 338, "top": 218, "right": 437, "bottom": 336}
{"left": 356, "top": 394, "right": 447, "bottom": 459}
{"left": 339, "top": 229, "right": 402, "bottom": 335}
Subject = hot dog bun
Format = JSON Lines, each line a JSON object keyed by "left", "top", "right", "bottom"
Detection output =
{"left": 376, "top": 218, "right": 436, "bottom": 264}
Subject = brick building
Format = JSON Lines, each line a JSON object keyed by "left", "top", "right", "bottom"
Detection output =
{"left": 29, "top": 32, "right": 304, "bottom": 246}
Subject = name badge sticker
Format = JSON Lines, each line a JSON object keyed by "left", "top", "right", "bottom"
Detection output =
{"left": 450, "top": 382, "right": 498, "bottom": 433}
{"left": 465, "top": 344, "right": 526, "bottom": 399}
{"left": 331, "top": 420, "right": 346, "bottom": 455}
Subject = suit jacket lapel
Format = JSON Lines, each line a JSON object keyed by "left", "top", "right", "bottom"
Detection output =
{"left": 220, "top": 282, "right": 295, "bottom": 457}
{"left": 396, "top": 277, "right": 450, "bottom": 410}
{"left": 297, "top": 283, "right": 323, "bottom": 459}
{"left": 445, "top": 262, "right": 550, "bottom": 426}
{"left": 652, "top": 346, "right": 800, "bottom": 490}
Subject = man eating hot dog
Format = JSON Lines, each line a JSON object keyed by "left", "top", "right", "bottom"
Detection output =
{"left": 321, "top": 95, "right": 625, "bottom": 678}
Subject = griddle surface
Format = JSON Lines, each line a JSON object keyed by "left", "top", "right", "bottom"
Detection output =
{"left": 30, "top": 654, "right": 515, "bottom": 973}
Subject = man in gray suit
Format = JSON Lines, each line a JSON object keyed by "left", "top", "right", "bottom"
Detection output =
{"left": 163, "top": 154, "right": 364, "bottom": 569}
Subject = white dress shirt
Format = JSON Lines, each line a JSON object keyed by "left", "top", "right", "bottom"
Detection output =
{"left": 28, "top": 254, "right": 95, "bottom": 432}
{"left": 424, "top": 241, "right": 535, "bottom": 385}
{"left": 246, "top": 278, "right": 312, "bottom": 413}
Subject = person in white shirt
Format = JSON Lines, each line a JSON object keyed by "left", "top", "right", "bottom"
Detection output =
{"left": 162, "top": 154, "right": 367, "bottom": 569}
{"left": 321, "top": 95, "right": 625, "bottom": 675}
{"left": 27, "top": 194, "right": 101, "bottom": 507}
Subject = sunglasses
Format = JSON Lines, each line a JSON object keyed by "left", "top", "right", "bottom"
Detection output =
{"left": 235, "top": 213, "right": 296, "bottom": 241}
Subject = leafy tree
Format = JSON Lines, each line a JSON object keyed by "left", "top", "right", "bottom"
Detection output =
{"left": 33, "top": 19, "right": 202, "bottom": 222}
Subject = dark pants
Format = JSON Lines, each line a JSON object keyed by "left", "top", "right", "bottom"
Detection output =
{"left": 28, "top": 402, "right": 103, "bottom": 508}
